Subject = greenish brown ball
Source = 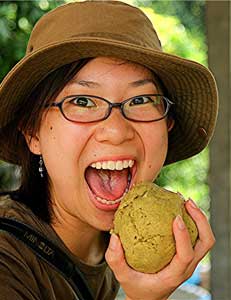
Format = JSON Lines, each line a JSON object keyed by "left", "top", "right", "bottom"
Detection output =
{"left": 112, "top": 182, "right": 198, "bottom": 273}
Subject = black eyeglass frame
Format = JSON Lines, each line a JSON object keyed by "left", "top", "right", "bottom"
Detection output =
{"left": 49, "top": 94, "right": 174, "bottom": 123}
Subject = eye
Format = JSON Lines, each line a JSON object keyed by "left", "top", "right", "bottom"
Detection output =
{"left": 69, "top": 96, "right": 96, "bottom": 108}
{"left": 129, "top": 96, "right": 151, "bottom": 106}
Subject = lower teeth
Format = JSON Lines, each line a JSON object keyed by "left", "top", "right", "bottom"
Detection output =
{"left": 96, "top": 188, "right": 129, "bottom": 205}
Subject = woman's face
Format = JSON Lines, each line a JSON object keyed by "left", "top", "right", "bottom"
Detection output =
{"left": 28, "top": 57, "right": 173, "bottom": 231}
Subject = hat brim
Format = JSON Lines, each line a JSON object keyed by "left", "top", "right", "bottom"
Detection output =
{"left": 0, "top": 37, "right": 218, "bottom": 165}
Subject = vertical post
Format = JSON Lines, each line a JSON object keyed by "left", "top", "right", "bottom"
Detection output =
{"left": 206, "top": 1, "right": 231, "bottom": 299}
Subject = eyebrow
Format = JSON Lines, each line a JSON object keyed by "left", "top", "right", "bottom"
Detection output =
{"left": 70, "top": 80, "right": 100, "bottom": 88}
{"left": 70, "top": 78, "right": 155, "bottom": 88}
{"left": 128, "top": 78, "right": 156, "bottom": 87}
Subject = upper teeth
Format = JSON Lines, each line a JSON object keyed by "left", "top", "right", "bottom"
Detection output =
{"left": 90, "top": 160, "right": 134, "bottom": 171}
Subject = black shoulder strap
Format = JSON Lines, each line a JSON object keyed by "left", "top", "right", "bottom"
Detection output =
{"left": 0, "top": 217, "right": 94, "bottom": 300}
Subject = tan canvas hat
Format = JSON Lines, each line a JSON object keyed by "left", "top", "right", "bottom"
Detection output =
{"left": 0, "top": 0, "right": 218, "bottom": 165}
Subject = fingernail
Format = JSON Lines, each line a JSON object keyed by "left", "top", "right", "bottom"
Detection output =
{"left": 188, "top": 198, "right": 198, "bottom": 209}
{"left": 109, "top": 234, "right": 118, "bottom": 251}
{"left": 176, "top": 215, "right": 185, "bottom": 230}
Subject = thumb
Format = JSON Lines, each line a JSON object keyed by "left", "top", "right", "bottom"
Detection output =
{"left": 105, "top": 233, "right": 124, "bottom": 264}
{"left": 105, "top": 234, "right": 129, "bottom": 282}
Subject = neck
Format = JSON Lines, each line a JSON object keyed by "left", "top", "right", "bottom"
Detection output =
{"left": 51, "top": 215, "right": 107, "bottom": 265}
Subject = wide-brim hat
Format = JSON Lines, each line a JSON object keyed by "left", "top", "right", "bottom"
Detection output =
{"left": 0, "top": 0, "right": 218, "bottom": 165}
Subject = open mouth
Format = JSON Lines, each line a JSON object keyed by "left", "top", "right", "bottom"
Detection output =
{"left": 85, "top": 159, "right": 135, "bottom": 207}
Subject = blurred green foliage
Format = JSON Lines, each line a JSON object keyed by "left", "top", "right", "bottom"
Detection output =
{"left": 0, "top": 0, "right": 62, "bottom": 81}
{"left": 136, "top": 0, "right": 205, "bottom": 35}
{"left": 0, "top": 0, "right": 210, "bottom": 214}
{"left": 139, "top": 5, "right": 206, "bottom": 65}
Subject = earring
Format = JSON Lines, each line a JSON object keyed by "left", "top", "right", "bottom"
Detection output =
{"left": 38, "top": 155, "right": 44, "bottom": 178}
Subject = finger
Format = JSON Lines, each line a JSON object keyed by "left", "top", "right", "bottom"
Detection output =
{"left": 158, "top": 215, "right": 195, "bottom": 287}
{"left": 185, "top": 199, "right": 215, "bottom": 262}
{"left": 170, "top": 215, "right": 195, "bottom": 273}
{"left": 105, "top": 234, "right": 135, "bottom": 283}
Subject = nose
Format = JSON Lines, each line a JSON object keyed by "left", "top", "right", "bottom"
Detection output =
{"left": 94, "top": 108, "right": 135, "bottom": 145}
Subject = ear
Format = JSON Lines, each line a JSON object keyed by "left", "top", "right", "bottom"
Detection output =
{"left": 167, "top": 117, "right": 175, "bottom": 132}
{"left": 23, "top": 132, "right": 41, "bottom": 155}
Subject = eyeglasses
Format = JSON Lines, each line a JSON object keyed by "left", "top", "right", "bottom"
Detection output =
{"left": 49, "top": 94, "right": 174, "bottom": 123}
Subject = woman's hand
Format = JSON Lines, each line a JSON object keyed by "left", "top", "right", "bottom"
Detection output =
{"left": 105, "top": 199, "right": 215, "bottom": 300}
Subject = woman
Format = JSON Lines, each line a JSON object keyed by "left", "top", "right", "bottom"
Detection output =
{"left": 0, "top": 1, "right": 218, "bottom": 300}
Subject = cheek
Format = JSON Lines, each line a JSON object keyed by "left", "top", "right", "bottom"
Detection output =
{"left": 38, "top": 116, "right": 90, "bottom": 179}
{"left": 140, "top": 122, "right": 169, "bottom": 180}
{"left": 147, "top": 133, "right": 168, "bottom": 163}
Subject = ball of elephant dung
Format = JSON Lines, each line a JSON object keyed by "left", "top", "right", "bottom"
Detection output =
{"left": 112, "top": 182, "right": 198, "bottom": 273}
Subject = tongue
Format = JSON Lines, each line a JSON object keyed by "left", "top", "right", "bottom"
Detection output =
{"left": 85, "top": 167, "right": 129, "bottom": 201}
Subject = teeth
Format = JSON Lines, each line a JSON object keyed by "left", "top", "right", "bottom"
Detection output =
{"left": 96, "top": 162, "right": 102, "bottom": 169}
{"left": 90, "top": 159, "right": 134, "bottom": 170}
{"left": 95, "top": 189, "right": 128, "bottom": 205}
{"left": 108, "top": 161, "right": 115, "bottom": 170}
{"left": 128, "top": 160, "right": 134, "bottom": 168}
{"left": 102, "top": 161, "right": 108, "bottom": 169}
{"left": 96, "top": 197, "right": 121, "bottom": 205}
{"left": 123, "top": 160, "right": 129, "bottom": 168}
{"left": 116, "top": 161, "right": 123, "bottom": 170}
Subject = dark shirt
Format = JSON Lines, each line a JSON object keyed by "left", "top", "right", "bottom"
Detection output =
{"left": 0, "top": 196, "right": 119, "bottom": 300}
